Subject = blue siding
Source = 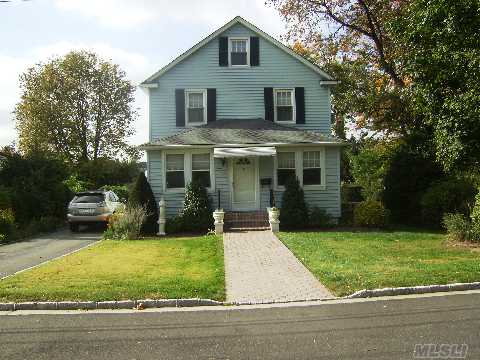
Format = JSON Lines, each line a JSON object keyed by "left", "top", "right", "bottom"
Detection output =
{"left": 149, "top": 23, "right": 331, "bottom": 142}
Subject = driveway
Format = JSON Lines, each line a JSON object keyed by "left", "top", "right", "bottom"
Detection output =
{"left": 223, "top": 231, "right": 332, "bottom": 303}
{"left": 0, "top": 228, "right": 101, "bottom": 278}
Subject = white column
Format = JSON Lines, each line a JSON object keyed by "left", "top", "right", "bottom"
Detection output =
{"left": 157, "top": 197, "right": 166, "bottom": 236}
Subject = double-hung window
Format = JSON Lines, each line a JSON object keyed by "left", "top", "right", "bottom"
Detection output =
{"left": 230, "top": 38, "right": 249, "bottom": 66}
{"left": 277, "top": 152, "right": 296, "bottom": 187}
{"left": 165, "top": 154, "right": 185, "bottom": 189}
{"left": 303, "top": 151, "right": 322, "bottom": 186}
{"left": 186, "top": 90, "right": 206, "bottom": 125}
{"left": 274, "top": 89, "right": 295, "bottom": 123}
{"left": 192, "top": 153, "right": 211, "bottom": 188}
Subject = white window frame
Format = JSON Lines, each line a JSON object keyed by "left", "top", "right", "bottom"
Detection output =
{"left": 228, "top": 37, "right": 250, "bottom": 67}
{"left": 162, "top": 150, "right": 215, "bottom": 193}
{"left": 273, "top": 88, "right": 296, "bottom": 124}
{"left": 185, "top": 89, "right": 207, "bottom": 126}
{"left": 274, "top": 147, "right": 326, "bottom": 191}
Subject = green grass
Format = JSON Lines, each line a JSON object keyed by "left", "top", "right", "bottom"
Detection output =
{"left": 0, "top": 235, "right": 225, "bottom": 302}
{"left": 278, "top": 230, "right": 480, "bottom": 296}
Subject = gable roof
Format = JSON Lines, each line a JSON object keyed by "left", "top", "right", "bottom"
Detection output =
{"left": 141, "top": 16, "right": 333, "bottom": 85}
{"left": 141, "top": 118, "right": 345, "bottom": 148}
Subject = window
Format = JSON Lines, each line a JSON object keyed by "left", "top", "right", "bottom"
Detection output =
{"left": 192, "top": 153, "right": 211, "bottom": 188}
{"left": 303, "top": 151, "right": 321, "bottom": 186}
{"left": 166, "top": 154, "right": 185, "bottom": 189}
{"left": 230, "top": 38, "right": 249, "bottom": 66}
{"left": 186, "top": 90, "right": 206, "bottom": 125}
{"left": 274, "top": 89, "right": 295, "bottom": 122}
{"left": 277, "top": 152, "right": 296, "bottom": 187}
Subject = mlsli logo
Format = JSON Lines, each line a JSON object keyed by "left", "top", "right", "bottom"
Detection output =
{"left": 414, "top": 344, "right": 468, "bottom": 359}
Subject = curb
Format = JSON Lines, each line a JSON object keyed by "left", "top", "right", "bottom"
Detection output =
{"left": 0, "top": 298, "right": 223, "bottom": 312}
{"left": 345, "top": 281, "right": 480, "bottom": 299}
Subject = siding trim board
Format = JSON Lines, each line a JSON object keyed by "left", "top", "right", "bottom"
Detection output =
{"left": 141, "top": 16, "right": 333, "bottom": 84}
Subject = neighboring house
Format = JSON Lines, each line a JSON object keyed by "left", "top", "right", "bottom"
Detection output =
{"left": 140, "top": 16, "right": 345, "bottom": 222}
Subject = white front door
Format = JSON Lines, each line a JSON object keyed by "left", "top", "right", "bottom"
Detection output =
{"left": 231, "top": 157, "right": 258, "bottom": 211}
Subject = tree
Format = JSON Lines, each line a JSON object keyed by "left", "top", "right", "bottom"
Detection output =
{"left": 280, "top": 176, "right": 309, "bottom": 229}
{"left": 15, "top": 50, "right": 137, "bottom": 163}
{"left": 128, "top": 173, "right": 158, "bottom": 235}
{"left": 391, "top": 0, "right": 480, "bottom": 171}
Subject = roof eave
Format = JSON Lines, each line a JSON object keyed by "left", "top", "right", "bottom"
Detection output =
{"left": 139, "top": 141, "right": 348, "bottom": 150}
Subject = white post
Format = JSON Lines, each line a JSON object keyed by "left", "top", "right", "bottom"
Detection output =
{"left": 213, "top": 209, "right": 224, "bottom": 235}
{"left": 157, "top": 197, "right": 166, "bottom": 236}
{"left": 268, "top": 207, "right": 280, "bottom": 232}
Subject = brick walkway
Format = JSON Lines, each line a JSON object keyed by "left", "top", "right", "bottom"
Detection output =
{"left": 223, "top": 231, "right": 333, "bottom": 303}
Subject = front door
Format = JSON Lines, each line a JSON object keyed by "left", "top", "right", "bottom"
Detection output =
{"left": 232, "top": 157, "right": 257, "bottom": 211}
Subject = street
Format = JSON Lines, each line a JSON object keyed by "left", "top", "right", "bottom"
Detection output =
{"left": 1, "top": 291, "right": 479, "bottom": 360}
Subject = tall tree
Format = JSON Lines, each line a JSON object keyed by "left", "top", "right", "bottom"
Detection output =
{"left": 15, "top": 50, "right": 137, "bottom": 163}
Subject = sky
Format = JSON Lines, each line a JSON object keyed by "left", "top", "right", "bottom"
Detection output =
{"left": 0, "top": 0, "right": 287, "bottom": 150}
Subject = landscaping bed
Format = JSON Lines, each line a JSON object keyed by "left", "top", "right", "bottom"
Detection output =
{"left": 0, "top": 235, "right": 224, "bottom": 302}
{"left": 278, "top": 230, "right": 480, "bottom": 297}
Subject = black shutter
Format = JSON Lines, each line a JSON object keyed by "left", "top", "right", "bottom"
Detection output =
{"left": 219, "top": 37, "right": 228, "bottom": 66}
{"left": 175, "top": 89, "right": 185, "bottom": 127}
{"left": 264, "top": 88, "right": 274, "bottom": 121}
{"left": 295, "top": 87, "right": 305, "bottom": 124}
{"left": 207, "top": 88, "right": 216, "bottom": 123}
{"left": 250, "top": 37, "right": 259, "bottom": 66}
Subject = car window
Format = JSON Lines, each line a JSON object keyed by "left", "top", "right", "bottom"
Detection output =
{"left": 73, "top": 194, "right": 105, "bottom": 203}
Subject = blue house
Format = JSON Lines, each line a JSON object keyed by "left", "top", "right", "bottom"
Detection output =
{"left": 140, "top": 16, "right": 344, "bottom": 227}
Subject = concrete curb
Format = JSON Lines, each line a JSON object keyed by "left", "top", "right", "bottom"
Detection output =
{"left": 345, "top": 281, "right": 480, "bottom": 299}
{"left": 0, "top": 298, "right": 223, "bottom": 312}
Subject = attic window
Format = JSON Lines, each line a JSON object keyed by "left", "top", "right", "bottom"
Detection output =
{"left": 229, "top": 38, "right": 249, "bottom": 66}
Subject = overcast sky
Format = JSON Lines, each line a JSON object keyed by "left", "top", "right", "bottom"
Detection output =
{"left": 0, "top": 0, "right": 287, "bottom": 150}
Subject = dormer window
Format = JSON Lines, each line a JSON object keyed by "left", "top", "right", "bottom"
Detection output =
{"left": 229, "top": 38, "right": 249, "bottom": 66}
{"left": 185, "top": 89, "right": 207, "bottom": 126}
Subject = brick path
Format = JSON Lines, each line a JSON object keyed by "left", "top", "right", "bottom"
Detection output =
{"left": 223, "top": 231, "right": 333, "bottom": 303}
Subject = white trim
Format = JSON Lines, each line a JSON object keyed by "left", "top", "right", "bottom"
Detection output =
{"left": 185, "top": 89, "right": 207, "bottom": 126}
{"left": 139, "top": 83, "right": 158, "bottom": 88}
{"left": 141, "top": 16, "right": 333, "bottom": 85}
{"left": 319, "top": 80, "right": 340, "bottom": 87}
{"left": 229, "top": 157, "right": 260, "bottom": 211}
{"left": 228, "top": 37, "right": 250, "bottom": 67}
{"left": 273, "top": 88, "right": 296, "bottom": 124}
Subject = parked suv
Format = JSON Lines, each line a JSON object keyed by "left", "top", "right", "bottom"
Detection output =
{"left": 67, "top": 190, "right": 123, "bottom": 232}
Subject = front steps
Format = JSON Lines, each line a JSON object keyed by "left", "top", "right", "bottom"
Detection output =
{"left": 224, "top": 211, "right": 269, "bottom": 231}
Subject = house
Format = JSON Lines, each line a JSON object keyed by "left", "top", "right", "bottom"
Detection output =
{"left": 140, "top": 16, "right": 345, "bottom": 226}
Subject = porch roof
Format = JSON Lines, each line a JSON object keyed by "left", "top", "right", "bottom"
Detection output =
{"left": 141, "top": 119, "right": 346, "bottom": 148}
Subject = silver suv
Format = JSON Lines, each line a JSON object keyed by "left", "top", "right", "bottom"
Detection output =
{"left": 67, "top": 190, "right": 123, "bottom": 232}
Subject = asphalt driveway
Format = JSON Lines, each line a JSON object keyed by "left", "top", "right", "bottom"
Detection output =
{"left": 0, "top": 228, "right": 101, "bottom": 278}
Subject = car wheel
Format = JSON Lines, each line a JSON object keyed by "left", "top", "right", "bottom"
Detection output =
{"left": 69, "top": 223, "right": 79, "bottom": 232}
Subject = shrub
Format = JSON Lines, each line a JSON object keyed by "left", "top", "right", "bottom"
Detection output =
{"left": 420, "top": 178, "right": 476, "bottom": 227}
{"left": 470, "top": 188, "right": 480, "bottom": 240}
{"left": 63, "top": 174, "right": 91, "bottom": 194}
{"left": 309, "top": 207, "right": 334, "bottom": 228}
{"left": 353, "top": 200, "right": 389, "bottom": 228}
{"left": 341, "top": 184, "right": 363, "bottom": 203}
{"left": 280, "top": 176, "right": 309, "bottom": 229}
{"left": 128, "top": 172, "right": 158, "bottom": 235}
{"left": 101, "top": 184, "right": 130, "bottom": 203}
{"left": 104, "top": 205, "right": 147, "bottom": 240}
{"left": 0, "top": 208, "right": 15, "bottom": 241}
{"left": 165, "top": 215, "right": 186, "bottom": 234}
{"left": 0, "top": 186, "right": 12, "bottom": 209}
{"left": 180, "top": 179, "right": 213, "bottom": 232}
{"left": 443, "top": 213, "right": 471, "bottom": 242}
{"left": 76, "top": 158, "right": 141, "bottom": 189}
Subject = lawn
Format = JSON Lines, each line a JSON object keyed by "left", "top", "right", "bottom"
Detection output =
{"left": 0, "top": 235, "right": 225, "bottom": 302}
{"left": 278, "top": 230, "right": 480, "bottom": 297}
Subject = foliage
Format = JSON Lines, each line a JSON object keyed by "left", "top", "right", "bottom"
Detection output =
{"left": 104, "top": 205, "right": 147, "bottom": 240}
{"left": 0, "top": 186, "right": 12, "bottom": 210}
{"left": 383, "top": 136, "right": 444, "bottom": 224}
{"left": 353, "top": 200, "right": 389, "bottom": 228}
{"left": 280, "top": 176, "right": 309, "bottom": 229}
{"left": 63, "top": 174, "right": 91, "bottom": 194}
{"left": 101, "top": 184, "right": 130, "bottom": 203}
{"left": 341, "top": 184, "right": 363, "bottom": 203}
{"left": 165, "top": 216, "right": 187, "bottom": 234}
{"left": 0, "top": 209, "right": 16, "bottom": 242}
{"left": 179, "top": 179, "right": 213, "bottom": 233}
{"left": 76, "top": 158, "right": 140, "bottom": 189}
{"left": 308, "top": 207, "right": 333, "bottom": 228}
{"left": 391, "top": 0, "right": 480, "bottom": 171}
{"left": 349, "top": 141, "right": 391, "bottom": 201}
{"left": 0, "top": 150, "right": 70, "bottom": 224}
{"left": 420, "top": 178, "right": 476, "bottom": 227}
{"left": 471, "top": 188, "right": 480, "bottom": 239}
{"left": 15, "top": 50, "right": 138, "bottom": 163}
{"left": 128, "top": 172, "right": 158, "bottom": 235}
{"left": 442, "top": 213, "right": 472, "bottom": 243}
